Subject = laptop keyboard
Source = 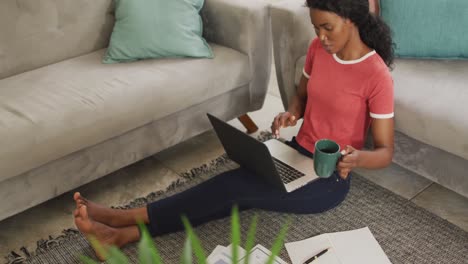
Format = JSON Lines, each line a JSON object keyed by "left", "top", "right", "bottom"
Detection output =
{"left": 273, "top": 158, "right": 306, "bottom": 184}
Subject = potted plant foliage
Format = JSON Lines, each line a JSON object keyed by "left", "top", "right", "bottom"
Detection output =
{"left": 80, "top": 206, "right": 290, "bottom": 264}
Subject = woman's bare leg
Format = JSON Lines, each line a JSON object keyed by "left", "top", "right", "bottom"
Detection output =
{"left": 73, "top": 192, "right": 149, "bottom": 227}
{"left": 74, "top": 204, "right": 140, "bottom": 261}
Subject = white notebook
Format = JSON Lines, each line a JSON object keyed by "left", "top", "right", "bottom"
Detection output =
{"left": 285, "top": 227, "right": 391, "bottom": 264}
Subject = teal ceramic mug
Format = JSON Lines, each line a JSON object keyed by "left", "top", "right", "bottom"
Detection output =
{"left": 314, "top": 139, "right": 342, "bottom": 178}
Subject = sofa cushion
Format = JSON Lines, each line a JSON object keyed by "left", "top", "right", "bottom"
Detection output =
{"left": 392, "top": 59, "right": 468, "bottom": 160}
{"left": 380, "top": 0, "right": 468, "bottom": 59}
{"left": 0, "top": 44, "right": 250, "bottom": 182}
{"left": 103, "top": 0, "right": 213, "bottom": 63}
{"left": 0, "top": 0, "right": 114, "bottom": 79}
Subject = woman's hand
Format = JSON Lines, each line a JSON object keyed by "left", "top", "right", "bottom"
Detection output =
{"left": 337, "top": 145, "right": 360, "bottom": 179}
{"left": 271, "top": 112, "right": 297, "bottom": 138}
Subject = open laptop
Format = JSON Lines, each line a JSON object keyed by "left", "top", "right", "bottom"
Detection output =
{"left": 207, "top": 113, "right": 319, "bottom": 192}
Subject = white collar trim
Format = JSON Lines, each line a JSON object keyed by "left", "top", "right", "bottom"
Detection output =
{"left": 333, "top": 50, "right": 376, "bottom": 64}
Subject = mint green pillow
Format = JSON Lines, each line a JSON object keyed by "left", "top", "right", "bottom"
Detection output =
{"left": 103, "top": 0, "right": 213, "bottom": 63}
{"left": 380, "top": 0, "right": 468, "bottom": 59}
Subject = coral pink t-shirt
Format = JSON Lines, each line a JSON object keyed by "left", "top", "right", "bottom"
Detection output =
{"left": 296, "top": 38, "right": 394, "bottom": 153}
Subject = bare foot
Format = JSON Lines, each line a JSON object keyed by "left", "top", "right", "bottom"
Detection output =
{"left": 74, "top": 205, "right": 119, "bottom": 261}
{"left": 73, "top": 192, "right": 149, "bottom": 227}
{"left": 74, "top": 192, "right": 111, "bottom": 224}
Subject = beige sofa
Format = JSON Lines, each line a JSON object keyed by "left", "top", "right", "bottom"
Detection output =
{"left": 0, "top": 0, "right": 272, "bottom": 221}
{"left": 270, "top": 0, "right": 468, "bottom": 198}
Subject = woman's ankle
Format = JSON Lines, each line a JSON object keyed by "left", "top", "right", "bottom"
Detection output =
{"left": 108, "top": 207, "right": 149, "bottom": 227}
{"left": 115, "top": 225, "right": 141, "bottom": 247}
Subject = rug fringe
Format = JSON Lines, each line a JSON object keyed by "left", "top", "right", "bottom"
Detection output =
{"left": 5, "top": 228, "right": 82, "bottom": 264}
{"left": 4, "top": 131, "right": 274, "bottom": 263}
{"left": 3, "top": 156, "right": 232, "bottom": 263}
{"left": 180, "top": 154, "right": 231, "bottom": 179}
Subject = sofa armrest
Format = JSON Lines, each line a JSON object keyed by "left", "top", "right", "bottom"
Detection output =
{"left": 202, "top": 0, "right": 272, "bottom": 110}
{"left": 270, "top": 0, "right": 316, "bottom": 110}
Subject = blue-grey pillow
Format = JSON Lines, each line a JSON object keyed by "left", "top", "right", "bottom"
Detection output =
{"left": 103, "top": 0, "right": 213, "bottom": 64}
{"left": 380, "top": 0, "right": 468, "bottom": 59}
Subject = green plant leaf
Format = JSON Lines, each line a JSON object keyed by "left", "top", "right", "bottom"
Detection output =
{"left": 106, "top": 246, "right": 129, "bottom": 264}
{"left": 182, "top": 215, "right": 207, "bottom": 264}
{"left": 138, "top": 222, "right": 163, "bottom": 264}
{"left": 79, "top": 255, "right": 100, "bottom": 264}
{"left": 265, "top": 217, "right": 291, "bottom": 264}
{"left": 231, "top": 206, "right": 241, "bottom": 264}
{"left": 181, "top": 237, "right": 193, "bottom": 264}
{"left": 243, "top": 214, "right": 258, "bottom": 264}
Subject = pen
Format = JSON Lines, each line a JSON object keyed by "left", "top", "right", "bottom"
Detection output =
{"left": 303, "top": 248, "right": 330, "bottom": 263}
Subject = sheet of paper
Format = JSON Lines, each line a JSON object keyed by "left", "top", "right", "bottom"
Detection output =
{"left": 208, "top": 244, "right": 247, "bottom": 264}
{"left": 210, "top": 255, "right": 231, "bottom": 264}
{"left": 226, "top": 244, "right": 247, "bottom": 259}
{"left": 285, "top": 227, "right": 391, "bottom": 264}
{"left": 285, "top": 234, "right": 341, "bottom": 264}
{"left": 208, "top": 245, "right": 230, "bottom": 264}
{"left": 328, "top": 227, "right": 391, "bottom": 264}
{"left": 237, "top": 244, "right": 288, "bottom": 264}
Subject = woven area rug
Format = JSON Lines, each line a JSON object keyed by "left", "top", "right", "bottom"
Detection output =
{"left": 5, "top": 132, "right": 468, "bottom": 264}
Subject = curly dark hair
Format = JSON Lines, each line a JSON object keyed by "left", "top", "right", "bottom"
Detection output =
{"left": 306, "top": 0, "right": 394, "bottom": 68}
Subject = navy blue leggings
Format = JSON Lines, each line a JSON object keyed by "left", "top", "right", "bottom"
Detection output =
{"left": 146, "top": 138, "right": 350, "bottom": 236}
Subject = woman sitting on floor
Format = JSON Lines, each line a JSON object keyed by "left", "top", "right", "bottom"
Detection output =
{"left": 73, "top": 0, "right": 395, "bottom": 260}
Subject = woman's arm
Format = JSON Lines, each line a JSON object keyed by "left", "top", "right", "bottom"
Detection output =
{"left": 271, "top": 74, "right": 308, "bottom": 137}
{"left": 287, "top": 75, "right": 309, "bottom": 119}
{"left": 357, "top": 118, "right": 394, "bottom": 168}
{"left": 337, "top": 118, "right": 394, "bottom": 178}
